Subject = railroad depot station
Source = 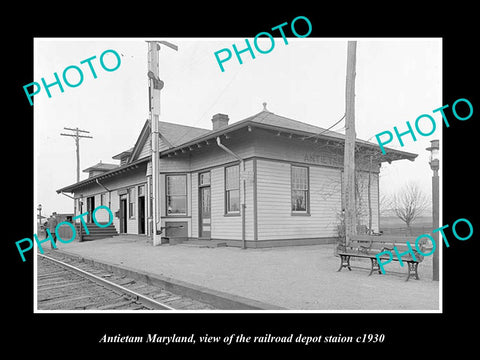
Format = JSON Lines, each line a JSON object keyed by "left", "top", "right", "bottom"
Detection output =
{"left": 56, "top": 104, "right": 416, "bottom": 248}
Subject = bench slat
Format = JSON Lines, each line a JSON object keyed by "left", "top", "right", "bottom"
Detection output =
{"left": 342, "top": 234, "right": 425, "bottom": 262}
{"left": 337, "top": 234, "right": 423, "bottom": 280}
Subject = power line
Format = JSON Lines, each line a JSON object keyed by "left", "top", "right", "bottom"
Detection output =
{"left": 60, "top": 127, "right": 93, "bottom": 183}
{"left": 303, "top": 113, "right": 346, "bottom": 141}
{"left": 172, "top": 65, "right": 243, "bottom": 145}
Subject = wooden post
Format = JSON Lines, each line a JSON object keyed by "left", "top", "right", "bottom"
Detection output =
{"left": 60, "top": 127, "right": 92, "bottom": 183}
{"left": 146, "top": 41, "right": 177, "bottom": 246}
{"left": 432, "top": 165, "right": 439, "bottom": 281}
{"left": 344, "top": 41, "right": 357, "bottom": 245}
{"left": 368, "top": 154, "right": 372, "bottom": 233}
{"left": 427, "top": 139, "right": 439, "bottom": 281}
{"left": 147, "top": 42, "right": 162, "bottom": 246}
{"left": 75, "top": 132, "right": 80, "bottom": 182}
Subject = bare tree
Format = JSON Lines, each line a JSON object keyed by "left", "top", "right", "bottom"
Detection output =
{"left": 379, "top": 193, "right": 392, "bottom": 216}
{"left": 391, "top": 182, "right": 429, "bottom": 234}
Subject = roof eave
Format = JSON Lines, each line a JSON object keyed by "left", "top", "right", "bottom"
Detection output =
{"left": 160, "top": 121, "right": 418, "bottom": 162}
{"left": 56, "top": 157, "right": 149, "bottom": 194}
{"left": 112, "top": 150, "right": 133, "bottom": 160}
{"left": 379, "top": 150, "right": 418, "bottom": 163}
{"left": 160, "top": 120, "right": 252, "bottom": 156}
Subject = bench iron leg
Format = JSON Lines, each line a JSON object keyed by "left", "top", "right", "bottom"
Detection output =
{"left": 406, "top": 262, "right": 420, "bottom": 281}
{"left": 369, "top": 257, "right": 381, "bottom": 276}
{"left": 337, "top": 255, "right": 351, "bottom": 272}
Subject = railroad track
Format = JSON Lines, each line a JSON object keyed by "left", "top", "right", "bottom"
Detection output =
{"left": 37, "top": 252, "right": 215, "bottom": 311}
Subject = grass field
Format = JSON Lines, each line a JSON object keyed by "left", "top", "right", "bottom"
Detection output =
{"left": 380, "top": 216, "right": 433, "bottom": 236}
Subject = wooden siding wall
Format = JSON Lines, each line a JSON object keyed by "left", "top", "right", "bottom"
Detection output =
{"left": 191, "top": 173, "right": 199, "bottom": 237}
{"left": 256, "top": 159, "right": 341, "bottom": 240}
{"left": 252, "top": 130, "right": 380, "bottom": 240}
{"left": 161, "top": 133, "right": 256, "bottom": 241}
{"left": 210, "top": 166, "right": 240, "bottom": 240}
{"left": 160, "top": 133, "right": 255, "bottom": 173}
{"left": 193, "top": 159, "right": 255, "bottom": 241}
{"left": 138, "top": 133, "right": 152, "bottom": 159}
{"left": 120, "top": 156, "right": 129, "bottom": 166}
{"left": 244, "top": 160, "right": 255, "bottom": 241}
{"left": 252, "top": 129, "right": 381, "bottom": 173}
{"left": 68, "top": 127, "right": 382, "bottom": 244}
{"left": 137, "top": 133, "right": 170, "bottom": 161}
{"left": 160, "top": 153, "right": 191, "bottom": 173}
{"left": 72, "top": 164, "right": 148, "bottom": 235}
{"left": 159, "top": 159, "right": 254, "bottom": 241}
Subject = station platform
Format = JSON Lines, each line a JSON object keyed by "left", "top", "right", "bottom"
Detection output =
{"left": 38, "top": 234, "right": 440, "bottom": 311}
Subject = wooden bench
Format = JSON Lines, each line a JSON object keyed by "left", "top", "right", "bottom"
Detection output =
{"left": 337, "top": 235, "right": 427, "bottom": 281}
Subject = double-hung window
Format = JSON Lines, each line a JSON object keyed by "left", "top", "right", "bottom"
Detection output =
{"left": 100, "top": 193, "right": 106, "bottom": 206}
{"left": 225, "top": 165, "right": 240, "bottom": 214}
{"left": 291, "top": 165, "right": 309, "bottom": 214}
{"left": 128, "top": 187, "right": 135, "bottom": 218}
{"left": 166, "top": 175, "right": 187, "bottom": 215}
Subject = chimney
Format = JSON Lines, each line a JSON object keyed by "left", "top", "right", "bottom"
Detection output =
{"left": 211, "top": 113, "right": 229, "bottom": 130}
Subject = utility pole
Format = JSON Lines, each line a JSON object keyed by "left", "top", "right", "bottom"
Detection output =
{"left": 426, "top": 139, "right": 440, "bottom": 281}
{"left": 60, "top": 127, "right": 93, "bottom": 182}
{"left": 344, "top": 41, "right": 357, "bottom": 245}
{"left": 147, "top": 40, "right": 178, "bottom": 246}
{"left": 368, "top": 154, "right": 373, "bottom": 233}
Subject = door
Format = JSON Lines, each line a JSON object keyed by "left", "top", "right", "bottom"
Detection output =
{"left": 199, "top": 184, "right": 211, "bottom": 239}
{"left": 138, "top": 196, "right": 145, "bottom": 235}
{"left": 86, "top": 196, "right": 95, "bottom": 222}
{"left": 120, "top": 196, "right": 127, "bottom": 233}
{"left": 199, "top": 187, "right": 211, "bottom": 238}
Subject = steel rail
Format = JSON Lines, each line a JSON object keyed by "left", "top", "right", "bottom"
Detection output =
{"left": 38, "top": 253, "right": 174, "bottom": 310}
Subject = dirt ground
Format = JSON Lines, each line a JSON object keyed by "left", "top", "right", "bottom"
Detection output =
{"left": 44, "top": 235, "right": 440, "bottom": 311}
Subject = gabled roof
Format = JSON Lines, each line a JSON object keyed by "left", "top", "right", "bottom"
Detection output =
{"left": 112, "top": 148, "right": 133, "bottom": 160}
{"left": 82, "top": 162, "right": 118, "bottom": 173}
{"left": 128, "top": 119, "right": 210, "bottom": 163}
{"left": 249, "top": 111, "right": 346, "bottom": 141}
{"left": 161, "top": 109, "right": 418, "bottom": 163}
{"left": 159, "top": 121, "right": 210, "bottom": 147}
{"left": 57, "top": 107, "right": 418, "bottom": 194}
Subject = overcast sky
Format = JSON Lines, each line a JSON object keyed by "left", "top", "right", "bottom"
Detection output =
{"left": 34, "top": 38, "right": 442, "bottom": 217}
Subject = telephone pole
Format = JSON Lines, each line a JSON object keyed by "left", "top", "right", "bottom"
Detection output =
{"left": 147, "top": 40, "right": 178, "bottom": 246}
{"left": 60, "top": 127, "right": 93, "bottom": 182}
{"left": 344, "top": 41, "right": 357, "bottom": 245}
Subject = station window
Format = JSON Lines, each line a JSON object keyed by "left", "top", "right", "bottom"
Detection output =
{"left": 128, "top": 187, "right": 135, "bottom": 218}
{"left": 166, "top": 175, "right": 187, "bottom": 215}
{"left": 100, "top": 193, "right": 106, "bottom": 206}
{"left": 291, "top": 165, "right": 309, "bottom": 213}
{"left": 225, "top": 165, "right": 240, "bottom": 214}
{"left": 148, "top": 176, "right": 153, "bottom": 217}
{"left": 199, "top": 171, "right": 210, "bottom": 186}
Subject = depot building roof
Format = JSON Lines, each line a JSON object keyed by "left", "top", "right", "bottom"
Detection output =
{"left": 56, "top": 104, "right": 417, "bottom": 194}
